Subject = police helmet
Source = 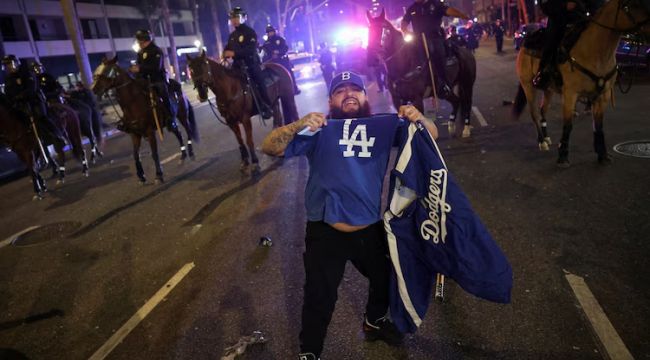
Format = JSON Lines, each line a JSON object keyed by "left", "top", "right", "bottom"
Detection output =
{"left": 31, "top": 61, "right": 45, "bottom": 74}
{"left": 229, "top": 7, "right": 247, "bottom": 22}
{"left": 135, "top": 29, "right": 153, "bottom": 42}
{"left": 266, "top": 25, "right": 276, "bottom": 34}
{"left": 1, "top": 55, "right": 20, "bottom": 72}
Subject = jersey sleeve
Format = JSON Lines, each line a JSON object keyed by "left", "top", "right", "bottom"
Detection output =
{"left": 283, "top": 133, "right": 318, "bottom": 158}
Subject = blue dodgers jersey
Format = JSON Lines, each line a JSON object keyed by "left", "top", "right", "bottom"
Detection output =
{"left": 285, "top": 114, "right": 400, "bottom": 226}
{"left": 384, "top": 122, "right": 513, "bottom": 333}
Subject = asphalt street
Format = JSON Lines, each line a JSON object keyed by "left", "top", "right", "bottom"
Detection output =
{"left": 0, "top": 38, "right": 649, "bottom": 360}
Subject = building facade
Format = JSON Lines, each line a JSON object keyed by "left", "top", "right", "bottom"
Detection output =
{"left": 0, "top": 0, "right": 202, "bottom": 86}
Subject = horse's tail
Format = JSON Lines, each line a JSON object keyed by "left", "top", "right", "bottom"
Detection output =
{"left": 511, "top": 83, "right": 528, "bottom": 120}
{"left": 186, "top": 98, "right": 199, "bottom": 143}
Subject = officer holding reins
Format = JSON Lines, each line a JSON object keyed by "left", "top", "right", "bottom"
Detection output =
{"left": 401, "top": 0, "right": 469, "bottom": 98}
{"left": 2, "top": 55, "right": 65, "bottom": 148}
{"left": 132, "top": 29, "right": 177, "bottom": 129}
{"left": 223, "top": 7, "right": 273, "bottom": 119}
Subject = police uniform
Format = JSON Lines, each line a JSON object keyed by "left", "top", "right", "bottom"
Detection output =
{"left": 403, "top": 0, "right": 451, "bottom": 93}
{"left": 3, "top": 60, "right": 64, "bottom": 146}
{"left": 261, "top": 32, "right": 300, "bottom": 94}
{"left": 318, "top": 44, "right": 335, "bottom": 88}
{"left": 36, "top": 72, "right": 64, "bottom": 102}
{"left": 137, "top": 40, "right": 177, "bottom": 128}
{"left": 225, "top": 22, "right": 273, "bottom": 113}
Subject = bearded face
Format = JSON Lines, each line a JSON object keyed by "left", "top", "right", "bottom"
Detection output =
{"left": 328, "top": 84, "right": 372, "bottom": 119}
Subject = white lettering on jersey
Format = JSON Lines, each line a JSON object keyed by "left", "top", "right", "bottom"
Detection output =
{"left": 420, "top": 169, "right": 451, "bottom": 244}
{"left": 339, "top": 119, "right": 375, "bottom": 158}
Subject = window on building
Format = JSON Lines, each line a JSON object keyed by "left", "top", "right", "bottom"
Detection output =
{"left": 28, "top": 17, "right": 68, "bottom": 41}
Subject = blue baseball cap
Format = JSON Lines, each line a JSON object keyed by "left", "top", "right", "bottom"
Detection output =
{"left": 329, "top": 71, "right": 366, "bottom": 96}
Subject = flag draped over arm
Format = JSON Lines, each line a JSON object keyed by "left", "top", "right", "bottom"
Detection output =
{"left": 384, "top": 122, "right": 513, "bottom": 333}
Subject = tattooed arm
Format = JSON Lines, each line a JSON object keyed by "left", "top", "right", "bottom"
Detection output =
{"left": 262, "top": 112, "right": 327, "bottom": 157}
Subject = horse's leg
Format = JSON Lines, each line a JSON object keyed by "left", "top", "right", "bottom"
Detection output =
{"left": 229, "top": 123, "right": 249, "bottom": 171}
{"left": 44, "top": 148, "right": 59, "bottom": 179}
{"left": 539, "top": 89, "right": 553, "bottom": 148}
{"left": 592, "top": 97, "right": 611, "bottom": 164}
{"left": 558, "top": 92, "right": 578, "bottom": 167}
{"left": 243, "top": 117, "right": 260, "bottom": 174}
{"left": 54, "top": 144, "right": 67, "bottom": 184}
{"left": 132, "top": 134, "right": 146, "bottom": 184}
{"left": 522, "top": 83, "right": 547, "bottom": 150}
{"left": 149, "top": 134, "right": 164, "bottom": 183}
{"left": 169, "top": 125, "right": 188, "bottom": 163}
{"left": 19, "top": 150, "right": 45, "bottom": 199}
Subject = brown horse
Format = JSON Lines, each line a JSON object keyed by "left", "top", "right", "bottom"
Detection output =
{"left": 0, "top": 94, "right": 88, "bottom": 198}
{"left": 91, "top": 56, "right": 199, "bottom": 183}
{"left": 0, "top": 96, "right": 47, "bottom": 198}
{"left": 512, "top": 0, "right": 650, "bottom": 166}
{"left": 186, "top": 50, "right": 299, "bottom": 173}
{"left": 367, "top": 9, "right": 477, "bottom": 137}
{"left": 45, "top": 101, "right": 90, "bottom": 183}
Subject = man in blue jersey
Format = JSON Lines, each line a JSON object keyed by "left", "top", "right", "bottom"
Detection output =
{"left": 262, "top": 71, "right": 437, "bottom": 360}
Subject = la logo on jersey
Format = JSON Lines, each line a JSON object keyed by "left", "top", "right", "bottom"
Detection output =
{"left": 339, "top": 119, "right": 375, "bottom": 157}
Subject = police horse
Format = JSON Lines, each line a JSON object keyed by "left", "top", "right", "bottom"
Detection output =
{"left": 367, "top": 9, "right": 477, "bottom": 137}
{"left": 186, "top": 50, "right": 299, "bottom": 173}
{"left": 0, "top": 94, "right": 88, "bottom": 198}
{"left": 91, "top": 56, "right": 198, "bottom": 183}
{"left": 512, "top": 0, "right": 650, "bottom": 166}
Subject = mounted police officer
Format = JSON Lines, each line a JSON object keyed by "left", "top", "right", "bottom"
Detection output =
{"left": 31, "top": 61, "right": 64, "bottom": 103}
{"left": 132, "top": 29, "right": 177, "bottom": 129}
{"left": 533, "top": 0, "right": 602, "bottom": 88}
{"left": 223, "top": 7, "right": 273, "bottom": 119}
{"left": 261, "top": 24, "right": 300, "bottom": 95}
{"left": 1, "top": 55, "right": 65, "bottom": 148}
{"left": 401, "top": 0, "right": 469, "bottom": 98}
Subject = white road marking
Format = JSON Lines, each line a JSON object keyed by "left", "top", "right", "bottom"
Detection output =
{"left": 472, "top": 106, "right": 488, "bottom": 127}
{"left": 0, "top": 225, "right": 41, "bottom": 249}
{"left": 565, "top": 273, "right": 634, "bottom": 360}
{"left": 161, "top": 153, "right": 180, "bottom": 165}
{"left": 88, "top": 262, "right": 195, "bottom": 360}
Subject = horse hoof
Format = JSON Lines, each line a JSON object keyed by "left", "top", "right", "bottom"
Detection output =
{"left": 155, "top": 177, "right": 164, "bottom": 184}
{"left": 251, "top": 164, "right": 261, "bottom": 175}
{"left": 56, "top": 179, "right": 65, "bottom": 185}
{"left": 539, "top": 142, "right": 550, "bottom": 151}
{"left": 240, "top": 163, "right": 248, "bottom": 172}
{"left": 556, "top": 160, "right": 571, "bottom": 168}
{"left": 189, "top": 153, "right": 196, "bottom": 161}
{"left": 83, "top": 171, "right": 90, "bottom": 178}
{"left": 544, "top": 137, "right": 552, "bottom": 145}
{"left": 598, "top": 154, "right": 613, "bottom": 164}
{"left": 32, "top": 194, "right": 44, "bottom": 201}
{"left": 462, "top": 126, "right": 471, "bottom": 138}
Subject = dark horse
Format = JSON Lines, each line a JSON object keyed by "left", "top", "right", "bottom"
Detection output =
{"left": 186, "top": 50, "right": 299, "bottom": 173}
{"left": 0, "top": 94, "right": 87, "bottom": 198}
{"left": 91, "top": 56, "right": 198, "bottom": 184}
{"left": 367, "top": 10, "right": 477, "bottom": 137}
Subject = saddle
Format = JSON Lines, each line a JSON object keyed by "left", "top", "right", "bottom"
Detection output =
{"left": 524, "top": 21, "right": 588, "bottom": 61}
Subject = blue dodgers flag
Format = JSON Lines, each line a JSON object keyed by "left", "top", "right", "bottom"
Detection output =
{"left": 384, "top": 122, "right": 513, "bottom": 333}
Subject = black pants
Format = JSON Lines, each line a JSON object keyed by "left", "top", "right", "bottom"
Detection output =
{"left": 242, "top": 60, "right": 272, "bottom": 107}
{"left": 151, "top": 81, "right": 177, "bottom": 129}
{"left": 420, "top": 35, "right": 449, "bottom": 87}
{"left": 496, "top": 35, "right": 504, "bottom": 52}
{"left": 299, "top": 221, "right": 390, "bottom": 357}
{"left": 538, "top": 17, "right": 567, "bottom": 73}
